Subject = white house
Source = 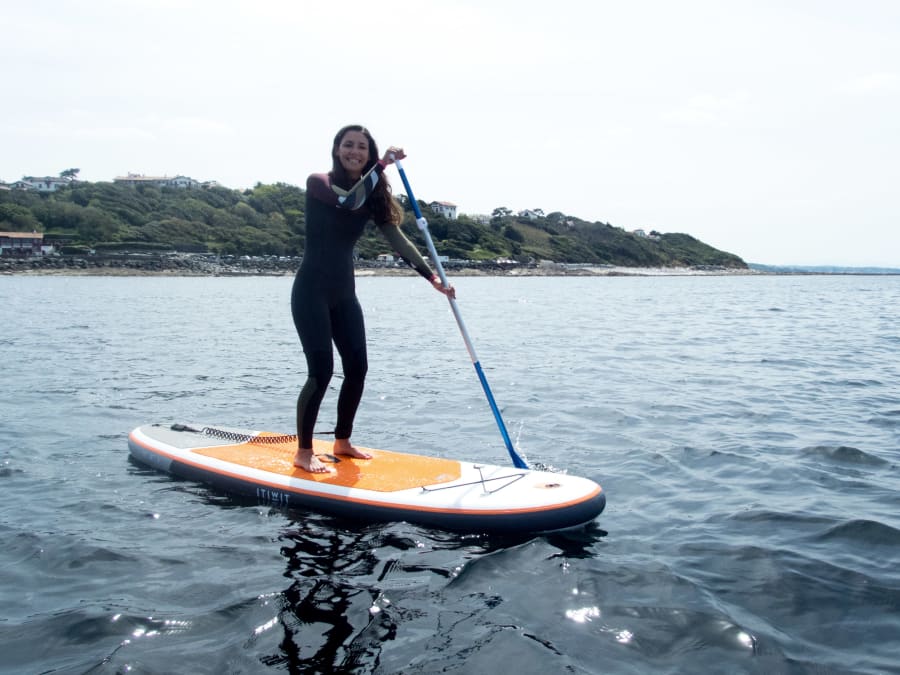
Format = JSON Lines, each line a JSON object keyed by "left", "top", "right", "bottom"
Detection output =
{"left": 429, "top": 201, "right": 458, "bottom": 220}
{"left": 168, "top": 175, "right": 201, "bottom": 189}
{"left": 114, "top": 173, "right": 201, "bottom": 189}
{"left": 518, "top": 209, "right": 542, "bottom": 219}
{"left": 17, "top": 176, "right": 71, "bottom": 192}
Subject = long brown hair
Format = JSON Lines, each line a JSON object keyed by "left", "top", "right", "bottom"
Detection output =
{"left": 331, "top": 124, "right": 402, "bottom": 225}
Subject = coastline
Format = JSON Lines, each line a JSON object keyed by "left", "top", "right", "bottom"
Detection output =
{"left": 357, "top": 265, "right": 762, "bottom": 278}
{"left": 1, "top": 255, "right": 761, "bottom": 278}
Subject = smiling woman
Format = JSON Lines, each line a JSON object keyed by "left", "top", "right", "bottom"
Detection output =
{"left": 289, "top": 125, "right": 455, "bottom": 474}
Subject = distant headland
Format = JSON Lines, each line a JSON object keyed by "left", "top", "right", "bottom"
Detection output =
{"left": 1, "top": 169, "right": 748, "bottom": 271}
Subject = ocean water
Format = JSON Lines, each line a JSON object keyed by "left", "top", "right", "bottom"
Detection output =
{"left": 0, "top": 273, "right": 898, "bottom": 674}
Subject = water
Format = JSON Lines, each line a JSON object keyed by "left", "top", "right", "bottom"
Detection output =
{"left": 1, "top": 273, "right": 898, "bottom": 674}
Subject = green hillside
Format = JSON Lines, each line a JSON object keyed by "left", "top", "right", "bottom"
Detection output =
{"left": 0, "top": 180, "right": 746, "bottom": 268}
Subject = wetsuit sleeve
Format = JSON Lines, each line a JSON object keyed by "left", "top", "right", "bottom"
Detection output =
{"left": 377, "top": 223, "right": 435, "bottom": 280}
{"left": 306, "top": 161, "right": 386, "bottom": 210}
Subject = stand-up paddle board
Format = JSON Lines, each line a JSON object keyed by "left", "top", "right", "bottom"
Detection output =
{"left": 128, "top": 423, "right": 605, "bottom": 534}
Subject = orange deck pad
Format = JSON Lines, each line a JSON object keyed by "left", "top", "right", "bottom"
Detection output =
{"left": 192, "top": 435, "right": 462, "bottom": 492}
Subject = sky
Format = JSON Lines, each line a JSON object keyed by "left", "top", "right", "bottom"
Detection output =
{"left": 3, "top": 0, "right": 899, "bottom": 267}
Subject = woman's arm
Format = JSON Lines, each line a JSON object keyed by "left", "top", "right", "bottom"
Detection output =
{"left": 376, "top": 224, "right": 456, "bottom": 297}
{"left": 377, "top": 223, "right": 433, "bottom": 279}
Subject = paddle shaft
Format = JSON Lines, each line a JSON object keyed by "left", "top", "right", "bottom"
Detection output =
{"left": 392, "top": 159, "right": 529, "bottom": 469}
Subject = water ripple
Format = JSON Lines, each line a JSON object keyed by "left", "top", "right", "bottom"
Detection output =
{"left": 2, "top": 274, "right": 899, "bottom": 673}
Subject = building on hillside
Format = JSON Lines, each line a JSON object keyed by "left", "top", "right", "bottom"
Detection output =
{"left": 518, "top": 209, "right": 542, "bottom": 219}
{"left": 113, "top": 173, "right": 201, "bottom": 189}
{"left": 429, "top": 201, "right": 458, "bottom": 220}
{"left": 0, "top": 231, "right": 44, "bottom": 257}
{"left": 23, "top": 176, "right": 71, "bottom": 192}
{"left": 7, "top": 176, "right": 71, "bottom": 192}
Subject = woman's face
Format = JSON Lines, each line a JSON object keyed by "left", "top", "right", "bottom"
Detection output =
{"left": 335, "top": 130, "right": 371, "bottom": 180}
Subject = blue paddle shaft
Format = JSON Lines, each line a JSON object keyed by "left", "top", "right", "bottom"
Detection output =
{"left": 393, "top": 160, "right": 528, "bottom": 470}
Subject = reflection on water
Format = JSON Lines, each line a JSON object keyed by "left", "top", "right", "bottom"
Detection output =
{"left": 267, "top": 518, "right": 544, "bottom": 672}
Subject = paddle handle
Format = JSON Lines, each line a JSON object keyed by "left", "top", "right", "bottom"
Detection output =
{"left": 393, "top": 159, "right": 528, "bottom": 470}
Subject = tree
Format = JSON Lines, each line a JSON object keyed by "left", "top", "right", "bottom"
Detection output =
{"left": 502, "top": 225, "right": 524, "bottom": 242}
{"left": 491, "top": 207, "right": 512, "bottom": 218}
{"left": 0, "top": 203, "right": 41, "bottom": 231}
{"left": 60, "top": 168, "right": 80, "bottom": 181}
{"left": 78, "top": 207, "right": 120, "bottom": 242}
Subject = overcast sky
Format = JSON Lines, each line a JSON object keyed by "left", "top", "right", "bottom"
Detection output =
{"left": 3, "top": 0, "right": 898, "bottom": 267}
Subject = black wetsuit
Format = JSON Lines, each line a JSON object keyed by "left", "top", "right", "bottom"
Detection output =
{"left": 291, "top": 163, "right": 433, "bottom": 448}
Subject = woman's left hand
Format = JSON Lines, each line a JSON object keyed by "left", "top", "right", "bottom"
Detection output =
{"left": 431, "top": 275, "right": 456, "bottom": 299}
{"left": 383, "top": 147, "right": 406, "bottom": 164}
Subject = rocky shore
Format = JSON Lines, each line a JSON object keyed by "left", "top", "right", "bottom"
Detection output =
{"left": 1, "top": 253, "right": 757, "bottom": 277}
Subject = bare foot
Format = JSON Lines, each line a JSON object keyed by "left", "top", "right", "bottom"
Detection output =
{"left": 293, "top": 448, "right": 334, "bottom": 473}
{"left": 333, "top": 438, "right": 373, "bottom": 459}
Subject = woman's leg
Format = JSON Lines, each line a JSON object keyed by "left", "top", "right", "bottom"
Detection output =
{"left": 296, "top": 349, "right": 333, "bottom": 449}
{"left": 291, "top": 281, "right": 335, "bottom": 472}
{"left": 330, "top": 296, "right": 372, "bottom": 458}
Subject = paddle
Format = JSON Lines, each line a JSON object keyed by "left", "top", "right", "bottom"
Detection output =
{"left": 391, "top": 158, "right": 529, "bottom": 470}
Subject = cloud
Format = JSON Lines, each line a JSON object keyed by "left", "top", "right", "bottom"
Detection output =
{"left": 7, "top": 118, "right": 156, "bottom": 142}
{"left": 17, "top": 113, "right": 234, "bottom": 141}
{"left": 843, "top": 72, "right": 900, "bottom": 94}
{"left": 160, "top": 117, "right": 235, "bottom": 136}
{"left": 72, "top": 126, "right": 158, "bottom": 141}
{"left": 661, "top": 90, "right": 752, "bottom": 126}
{"left": 62, "top": 116, "right": 234, "bottom": 141}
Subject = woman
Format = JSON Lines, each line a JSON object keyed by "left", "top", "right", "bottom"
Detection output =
{"left": 291, "top": 124, "right": 454, "bottom": 473}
